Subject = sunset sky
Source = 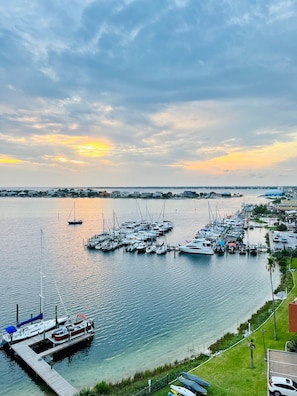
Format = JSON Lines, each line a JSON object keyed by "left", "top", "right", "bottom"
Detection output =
{"left": 1, "top": 0, "right": 297, "bottom": 187}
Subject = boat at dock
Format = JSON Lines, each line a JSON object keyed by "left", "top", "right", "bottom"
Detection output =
{"left": 179, "top": 237, "right": 214, "bottom": 255}
{"left": 48, "top": 314, "right": 94, "bottom": 345}
{"left": 0, "top": 230, "right": 67, "bottom": 349}
{"left": 156, "top": 242, "right": 168, "bottom": 255}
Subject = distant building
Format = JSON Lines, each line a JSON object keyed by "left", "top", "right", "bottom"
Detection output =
{"left": 182, "top": 191, "right": 197, "bottom": 198}
{"left": 265, "top": 189, "right": 283, "bottom": 197}
{"left": 221, "top": 192, "right": 232, "bottom": 197}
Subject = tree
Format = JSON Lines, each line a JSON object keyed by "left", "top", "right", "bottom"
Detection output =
{"left": 266, "top": 255, "right": 277, "bottom": 340}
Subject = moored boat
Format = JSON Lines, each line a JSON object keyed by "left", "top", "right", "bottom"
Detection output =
{"left": 179, "top": 237, "right": 214, "bottom": 255}
{"left": 0, "top": 230, "right": 67, "bottom": 348}
{"left": 68, "top": 202, "right": 83, "bottom": 225}
{"left": 49, "top": 314, "right": 94, "bottom": 345}
{"left": 156, "top": 242, "right": 167, "bottom": 255}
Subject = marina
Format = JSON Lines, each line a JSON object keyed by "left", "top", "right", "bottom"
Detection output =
{"left": 85, "top": 203, "right": 268, "bottom": 256}
{"left": 0, "top": 190, "right": 282, "bottom": 395}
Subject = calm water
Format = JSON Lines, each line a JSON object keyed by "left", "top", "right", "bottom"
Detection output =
{"left": 0, "top": 189, "right": 280, "bottom": 395}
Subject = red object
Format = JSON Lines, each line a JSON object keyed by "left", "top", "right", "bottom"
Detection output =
{"left": 289, "top": 301, "right": 297, "bottom": 332}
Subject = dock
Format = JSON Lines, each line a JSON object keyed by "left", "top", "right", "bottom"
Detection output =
{"left": 10, "top": 332, "right": 94, "bottom": 396}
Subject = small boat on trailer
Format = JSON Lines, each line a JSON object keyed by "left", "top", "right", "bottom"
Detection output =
{"left": 49, "top": 314, "right": 94, "bottom": 345}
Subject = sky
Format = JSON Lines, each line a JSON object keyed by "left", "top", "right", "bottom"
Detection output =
{"left": 0, "top": 0, "right": 297, "bottom": 188}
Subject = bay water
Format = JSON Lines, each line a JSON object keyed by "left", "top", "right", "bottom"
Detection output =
{"left": 0, "top": 189, "right": 280, "bottom": 395}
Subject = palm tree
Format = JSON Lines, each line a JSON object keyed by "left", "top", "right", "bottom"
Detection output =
{"left": 266, "top": 255, "right": 277, "bottom": 340}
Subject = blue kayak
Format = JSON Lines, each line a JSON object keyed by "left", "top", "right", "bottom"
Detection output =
{"left": 180, "top": 371, "right": 211, "bottom": 387}
{"left": 177, "top": 376, "right": 207, "bottom": 395}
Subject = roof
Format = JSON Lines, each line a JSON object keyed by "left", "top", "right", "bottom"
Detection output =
{"left": 265, "top": 190, "right": 283, "bottom": 196}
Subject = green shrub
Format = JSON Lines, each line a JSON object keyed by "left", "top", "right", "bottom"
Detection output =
{"left": 94, "top": 381, "right": 111, "bottom": 394}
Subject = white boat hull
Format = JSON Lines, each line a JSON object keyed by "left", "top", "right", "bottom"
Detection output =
{"left": 170, "top": 385, "right": 196, "bottom": 396}
{"left": 179, "top": 238, "right": 214, "bottom": 255}
{"left": 179, "top": 246, "right": 214, "bottom": 255}
{"left": 1, "top": 316, "right": 67, "bottom": 348}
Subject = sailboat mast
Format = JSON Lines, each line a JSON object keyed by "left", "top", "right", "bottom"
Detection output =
{"left": 39, "top": 229, "right": 45, "bottom": 315}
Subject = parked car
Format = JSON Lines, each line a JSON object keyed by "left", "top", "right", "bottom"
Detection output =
{"left": 268, "top": 376, "right": 297, "bottom": 396}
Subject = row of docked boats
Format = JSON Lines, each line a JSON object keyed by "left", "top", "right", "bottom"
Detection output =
{"left": 85, "top": 219, "right": 174, "bottom": 252}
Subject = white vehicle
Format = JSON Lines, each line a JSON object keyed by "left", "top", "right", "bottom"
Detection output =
{"left": 268, "top": 376, "right": 297, "bottom": 396}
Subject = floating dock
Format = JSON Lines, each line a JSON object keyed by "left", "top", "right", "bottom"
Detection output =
{"left": 10, "top": 331, "right": 94, "bottom": 396}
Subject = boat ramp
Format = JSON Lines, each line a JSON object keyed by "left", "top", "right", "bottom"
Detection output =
{"left": 8, "top": 331, "right": 94, "bottom": 396}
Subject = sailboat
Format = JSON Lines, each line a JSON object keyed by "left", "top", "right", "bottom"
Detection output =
{"left": 0, "top": 230, "right": 67, "bottom": 348}
{"left": 68, "top": 202, "right": 83, "bottom": 225}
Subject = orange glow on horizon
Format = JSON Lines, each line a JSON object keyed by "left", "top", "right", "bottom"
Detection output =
{"left": 175, "top": 141, "right": 297, "bottom": 174}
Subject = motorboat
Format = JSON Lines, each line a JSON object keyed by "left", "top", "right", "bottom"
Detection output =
{"left": 156, "top": 242, "right": 167, "bottom": 255}
{"left": 49, "top": 314, "right": 94, "bottom": 345}
{"left": 145, "top": 244, "right": 156, "bottom": 254}
{"left": 179, "top": 237, "right": 214, "bottom": 255}
{"left": 249, "top": 244, "right": 258, "bottom": 256}
{"left": 214, "top": 240, "right": 225, "bottom": 254}
{"left": 227, "top": 242, "right": 237, "bottom": 254}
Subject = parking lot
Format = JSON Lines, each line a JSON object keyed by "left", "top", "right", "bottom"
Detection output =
{"left": 268, "top": 349, "right": 297, "bottom": 395}
{"left": 270, "top": 230, "right": 297, "bottom": 253}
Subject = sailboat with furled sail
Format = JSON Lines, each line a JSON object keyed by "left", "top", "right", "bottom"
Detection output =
{"left": 68, "top": 202, "right": 83, "bottom": 225}
{"left": 0, "top": 230, "right": 67, "bottom": 348}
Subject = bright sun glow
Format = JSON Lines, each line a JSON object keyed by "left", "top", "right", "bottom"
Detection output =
{"left": 76, "top": 142, "right": 110, "bottom": 157}
{"left": 0, "top": 156, "right": 23, "bottom": 164}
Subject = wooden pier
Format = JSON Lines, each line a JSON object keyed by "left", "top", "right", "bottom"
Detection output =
{"left": 10, "top": 332, "right": 94, "bottom": 396}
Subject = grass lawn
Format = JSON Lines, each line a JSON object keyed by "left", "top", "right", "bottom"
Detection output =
{"left": 154, "top": 262, "right": 297, "bottom": 396}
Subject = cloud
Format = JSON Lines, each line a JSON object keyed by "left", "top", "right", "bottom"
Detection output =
{"left": 0, "top": 0, "right": 296, "bottom": 186}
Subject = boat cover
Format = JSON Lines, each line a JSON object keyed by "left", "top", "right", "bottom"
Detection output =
{"left": 177, "top": 376, "right": 207, "bottom": 394}
{"left": 4, "top": 326, "right": 17, "bottom": 334}
{"left": 180, "top": 371, "right": 210, "bottom": 387}
{"left": 17, "top": 312, "right": 43, "bottom": 328}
